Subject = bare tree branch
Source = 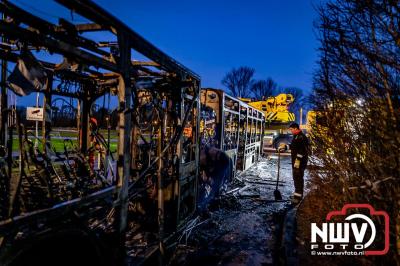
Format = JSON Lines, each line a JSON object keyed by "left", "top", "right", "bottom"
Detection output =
{"left": 309, "top": 1, "right": 400, "bottom": 264}
{"left": 221, "top": 66, "right": 255, "bottom": 98}
{"left": 250, "top": 78, "right": 277, "bottom": 100}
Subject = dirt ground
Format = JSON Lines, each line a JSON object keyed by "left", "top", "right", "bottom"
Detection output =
{"left": 171, "top": 155, "right": 309, "bottom": 266}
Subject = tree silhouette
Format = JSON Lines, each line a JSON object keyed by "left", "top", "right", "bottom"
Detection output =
{"left": 221, "top": 66, "right": 255, "bottom": 98}
{"left": 305, "top": 1, "right": 400, "bottom": 264}
{"left": 283, "top": 87, "right": 306, "bottom": 122}
{"left": 250, "top": 78, "right": 277, "bottom": 100}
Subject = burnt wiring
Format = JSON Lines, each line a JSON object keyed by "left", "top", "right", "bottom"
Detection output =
{"left": 7, "top": 110, "right": 113, "bottom": 216}
{"left": 0, "top": 2, "right": 205, "bottom": 263}
{"left": 127, "top": 85, "right": 198, "bottom": 199}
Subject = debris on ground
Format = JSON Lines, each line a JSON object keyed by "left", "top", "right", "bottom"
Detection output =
{"left": 170, "top": 156, "right": 309, "bottom": 265}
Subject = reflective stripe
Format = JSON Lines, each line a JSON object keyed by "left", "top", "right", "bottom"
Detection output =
{"left": 266, "top": 112, "right": 277, "bottom": 120}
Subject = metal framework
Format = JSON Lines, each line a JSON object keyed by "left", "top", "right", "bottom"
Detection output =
{"left": 238, "top": 102, "right": 264, "bottom": 171}
{"left": 200, "top": 88, "right": 264, "bottom": 174}
{"left": 0, "top": 0, "right": 200, "bottom": 264}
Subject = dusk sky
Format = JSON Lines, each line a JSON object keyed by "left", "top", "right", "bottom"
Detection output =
{"left": 93, "top": 0, "right": 321, "bottom": 92}
{"left": 11, "top": 0, "right": 322, "bottom": 105}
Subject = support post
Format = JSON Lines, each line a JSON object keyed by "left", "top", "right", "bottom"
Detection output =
{"left": 157, "top": 105, "right": 166, "bottom": 265}
{"left": 0, "top": 11, "right": 7, "bottom": 147}
{"left": 115, "top": 32, "right": 132, "bottom": 264}
{"left": 77, "top": 99, "right": 81, "bottom": 148}
{"left": 80, "top": 96, "right": 90, "bottom": 154}
{"left": 34, "top": 93, "right": 39, "bottom": 149}
{"left": 42, "top": 77, "right": 52, "bottom": 153}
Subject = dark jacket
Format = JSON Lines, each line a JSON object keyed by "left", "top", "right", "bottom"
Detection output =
{"left": 198, "top": 146, "right": 230, "bottom": 211}
{"left": 202, "top": 146, "right": 230, "bottom": 179}
{"left": 290, "top": 131, "right": 309, "bottom": 169}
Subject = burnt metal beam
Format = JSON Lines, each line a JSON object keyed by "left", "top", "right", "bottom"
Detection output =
{"left": 0, "top": 20, "right": 119, "bottom": 73}
{"left": 0, "top": 49, "right": 105, "bottom": 81}
{"left": 79, "top": 88, "right": 90, "bottom": 153}
{"left": 0, "top": 2, "right": 167, "bottom": 79}
{"left": 0, "top": 40, "right": 158, "bottom": 83}
{"left": 56, "top": 0, "right": 200, "bottom": 80}
{"left": 42, "top": 77, "right": 52, "bottom": 153}
{"left": 0, "top": 55, "right": 113, "bottom": 100}
{"left": 0, "top": 9, "right": 7, "bottom": 147}
{"left": 0, "top": 186, "right": 116, "bottom": 235}
{"left": 55, "top": 23, "right": 104, "bottom": 33}
{"left": 75, "top": 23, "right": 104, "bottom": 32}
{"left": 115, "top": 32, "right": 133, "bottom": 259}
{"left": 0, "top": 46, "right": 6, "bottom": 147}
{"left": 76, "top": 100, "right": 82, "bottom": 152}
{"left": 132, "top": 61, "right": 160, "bottom": 67}
{"left": 0, "top": 1, "right": 110, "bottom": 58}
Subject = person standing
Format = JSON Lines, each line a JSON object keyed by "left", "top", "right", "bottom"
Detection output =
{"left": 288, "top": 122, "right": 309, "bottom": 204}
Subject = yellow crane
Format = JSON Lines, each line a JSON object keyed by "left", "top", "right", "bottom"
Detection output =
{"left": 240, "top": 93, "right": 296, "bottom": 150}
{"left": 240, "top": 94, "right": 295, "bottom": 123}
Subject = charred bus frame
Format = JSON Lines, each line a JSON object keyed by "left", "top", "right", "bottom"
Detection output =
{"left": 0, "top": 0, "right": 200, "bottom": 264}
{"left": 200, "top": 88, "right": 264, "bottom": 174}
{"left": 237, "top": 102, "right": 264, "bottom": 171}
{"left": 200, "top": 88, "right": 241, "bottom": 177}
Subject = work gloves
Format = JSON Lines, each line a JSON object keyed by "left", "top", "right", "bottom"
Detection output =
{"left": 294, "top": 158, "right": 301, "bottom": 168}
{"left": 294, "top": 154, "right": 303, "bottom": 168}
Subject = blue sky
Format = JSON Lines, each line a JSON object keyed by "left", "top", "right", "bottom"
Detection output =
{"left": 10, "top": 0, "right": 322, "bottom": 106}
{"left": 93, "top": 0, "right": 321, "bottom": 91}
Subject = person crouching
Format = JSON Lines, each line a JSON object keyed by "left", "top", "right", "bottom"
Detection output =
{"left": 198, "top": 145, "right": 231, "bottom": 212}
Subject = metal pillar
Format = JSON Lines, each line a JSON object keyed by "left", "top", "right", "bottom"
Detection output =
{"left": 77, "top": 99, "right": 81, "bottom": 148}
{"left": 115, "top": 32, "right": 132, "bottom": 264}
{"left": 80, "top": 96, "right": 90, "bottom": 154}
{"left": 0, "top": 11, "right": 7, "bottom": 147}
{"left": 157, "top": 106, "right": 166, "bottom": 264}
{"left": 34, "top": 93, "right": 40, "bottom": 149}
{"left": 42, "top": 77, "right": 52, "bottom": 153}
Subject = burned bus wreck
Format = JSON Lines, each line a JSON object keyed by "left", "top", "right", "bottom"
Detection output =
{"left": 200, "top": 88, "right": 265, "bottom": 175}
{"left": 200, "top": 88, "right": 264, "bottom": 175}
{"left": 0, "top": 1, "right": 268, "bottom": 265}
{"left": 200, "top": 88, "right": 241, "bottom": 175}
{"left": 0, "top": 0, "right": 199, "bottom": 264}
{"left": 239, "top": 103, "right": 264, "bottom": 171}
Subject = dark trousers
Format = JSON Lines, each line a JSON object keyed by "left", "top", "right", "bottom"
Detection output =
{"left": 292, "top": 167, "right": 305, "bottom": 195}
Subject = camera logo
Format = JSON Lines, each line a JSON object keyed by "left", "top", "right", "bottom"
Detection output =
{"left": 310, "top": 204, "right": 389, "bottom": 255}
